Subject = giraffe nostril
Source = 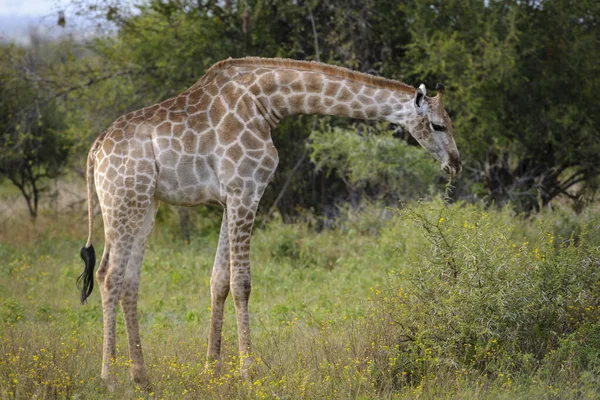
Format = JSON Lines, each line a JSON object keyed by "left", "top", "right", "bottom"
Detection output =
{"left": 451, "top": 157, "right": 462, "bottom": 176}
{"left": 455, "top": 161, "right": 463, "bottom": 176}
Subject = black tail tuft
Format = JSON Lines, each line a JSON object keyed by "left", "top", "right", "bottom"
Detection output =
{"left": 77, "top": 245, "right": 96, "bottom": 304}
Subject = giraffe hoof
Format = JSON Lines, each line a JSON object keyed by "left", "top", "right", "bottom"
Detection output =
{"left": 102, "top": 376, "right": 116, "bottom": 393}
{"left": 135, "top": 378, "right": 152, "bottom": 392}
{"left": 204, "top": 360, "right": 220, "bottom": 375}
{"left": 133, "top": 373, "right": 151, "bottom": 391}
{"left": 240, "top": 357, "right": 254, "bottom": 380}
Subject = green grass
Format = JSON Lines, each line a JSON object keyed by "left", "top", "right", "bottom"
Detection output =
{"left": 1, "top": 200, "right": 599, "bottom": 399}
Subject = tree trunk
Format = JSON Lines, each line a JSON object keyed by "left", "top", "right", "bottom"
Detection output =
{"left": 178, "top": 207, "right": 192, "bottom": 243}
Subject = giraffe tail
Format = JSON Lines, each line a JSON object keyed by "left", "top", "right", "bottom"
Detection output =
{"left": 78, "top": 146, "right": 97, "bottom": 305}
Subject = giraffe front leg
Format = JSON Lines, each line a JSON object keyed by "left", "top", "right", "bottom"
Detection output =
{"left": 206, "top": 210, "right": 231, "bottom": 371}
{"left": 227, "top": 201, "right": 258, "bottom": 379}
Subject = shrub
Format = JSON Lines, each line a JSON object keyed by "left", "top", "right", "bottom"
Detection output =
{"left": 309, "top": 122, "right": 443, "bottom": 204}
{"left": 366, "top": 199, "right": 600, "bottom": 390}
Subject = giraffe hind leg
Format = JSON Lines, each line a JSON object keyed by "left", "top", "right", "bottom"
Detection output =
{"left": 97, "top": 232, "right": 134, "bottom": 390}
{"left": 206, "top": 210, "right": 231, "bottom": 370}
{"left": 96, "top": 196, "right": 156, "bottom": 391}
{"left": 120, "top": 199, "right": 159, "bottom": 388}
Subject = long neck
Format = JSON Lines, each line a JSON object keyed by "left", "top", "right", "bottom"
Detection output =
{"left": 243, "top": 67, "right": 416, "bottom": 126}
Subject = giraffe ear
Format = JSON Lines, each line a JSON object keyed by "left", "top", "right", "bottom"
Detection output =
{"left": 415, "top": 84, "right": 427, "bottom": 114}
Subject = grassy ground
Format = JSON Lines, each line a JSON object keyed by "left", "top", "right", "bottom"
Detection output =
{"left": 0, "top": 191, "right": 599, "bottom": 399}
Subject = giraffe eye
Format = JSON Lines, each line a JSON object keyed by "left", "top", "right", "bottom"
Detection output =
{"left": 431, "top": 123, "right": 446, "bottom": 132}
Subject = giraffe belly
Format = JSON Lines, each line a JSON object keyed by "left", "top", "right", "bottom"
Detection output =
{"left": 153, "top": 155, "right": 223, "bottom": 207}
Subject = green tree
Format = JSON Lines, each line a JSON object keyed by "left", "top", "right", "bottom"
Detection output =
{"left": 68, "top": 0, "right": 417, "bottom": 217}
{"left": 0, "top": 44, "right": 71, "bottom": 218}
{"left": 403, "top": 0, "right": 600, "bottom": 211}
{"left": 60, "top": 0, "right": 600, "bottom": 217}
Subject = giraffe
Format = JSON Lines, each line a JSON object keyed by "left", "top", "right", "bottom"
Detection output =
{"left": 77, "top": 57, "right": 461, "bottom": 390}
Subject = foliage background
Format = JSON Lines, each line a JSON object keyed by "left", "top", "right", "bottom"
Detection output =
{"left": 1, "top": 0, "right": 599, "bottom": 398}
{"left": 2, "top": 0, "right": 599, "bottom": 216}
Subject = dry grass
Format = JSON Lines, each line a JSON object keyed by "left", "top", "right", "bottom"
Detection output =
{"left": 1, "top": 188, "right": 599, "bottom": 399}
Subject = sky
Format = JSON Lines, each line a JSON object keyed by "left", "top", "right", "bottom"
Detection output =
{"left": 0, "top": 0, "right": 59, "bottom": 16}
{"left": 0, "top": 0, "right": 79, "bottom": 43}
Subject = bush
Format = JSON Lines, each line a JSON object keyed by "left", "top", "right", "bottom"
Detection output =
{"left": 366, "top": 199, "right": 600, "bottom": 391}
{"left": 309, "top": 123, "right": 443, "bottom": 204}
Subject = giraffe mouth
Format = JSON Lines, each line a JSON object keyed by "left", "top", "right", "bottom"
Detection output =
{"left": 441, "top": 158, "right": 462, "bottom": 177}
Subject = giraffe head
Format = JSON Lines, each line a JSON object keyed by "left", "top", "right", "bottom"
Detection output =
{"left": 400, "top": 83, "right": 462, "bottom": 176}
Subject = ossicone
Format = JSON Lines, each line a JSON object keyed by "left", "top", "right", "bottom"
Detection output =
{"left": 435, "top": 83, "right": 445, "bottom": 94}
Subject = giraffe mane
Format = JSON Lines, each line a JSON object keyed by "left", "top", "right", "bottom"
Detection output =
{"left": 205, "top": 57, "right": 416, "bottom": 93}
